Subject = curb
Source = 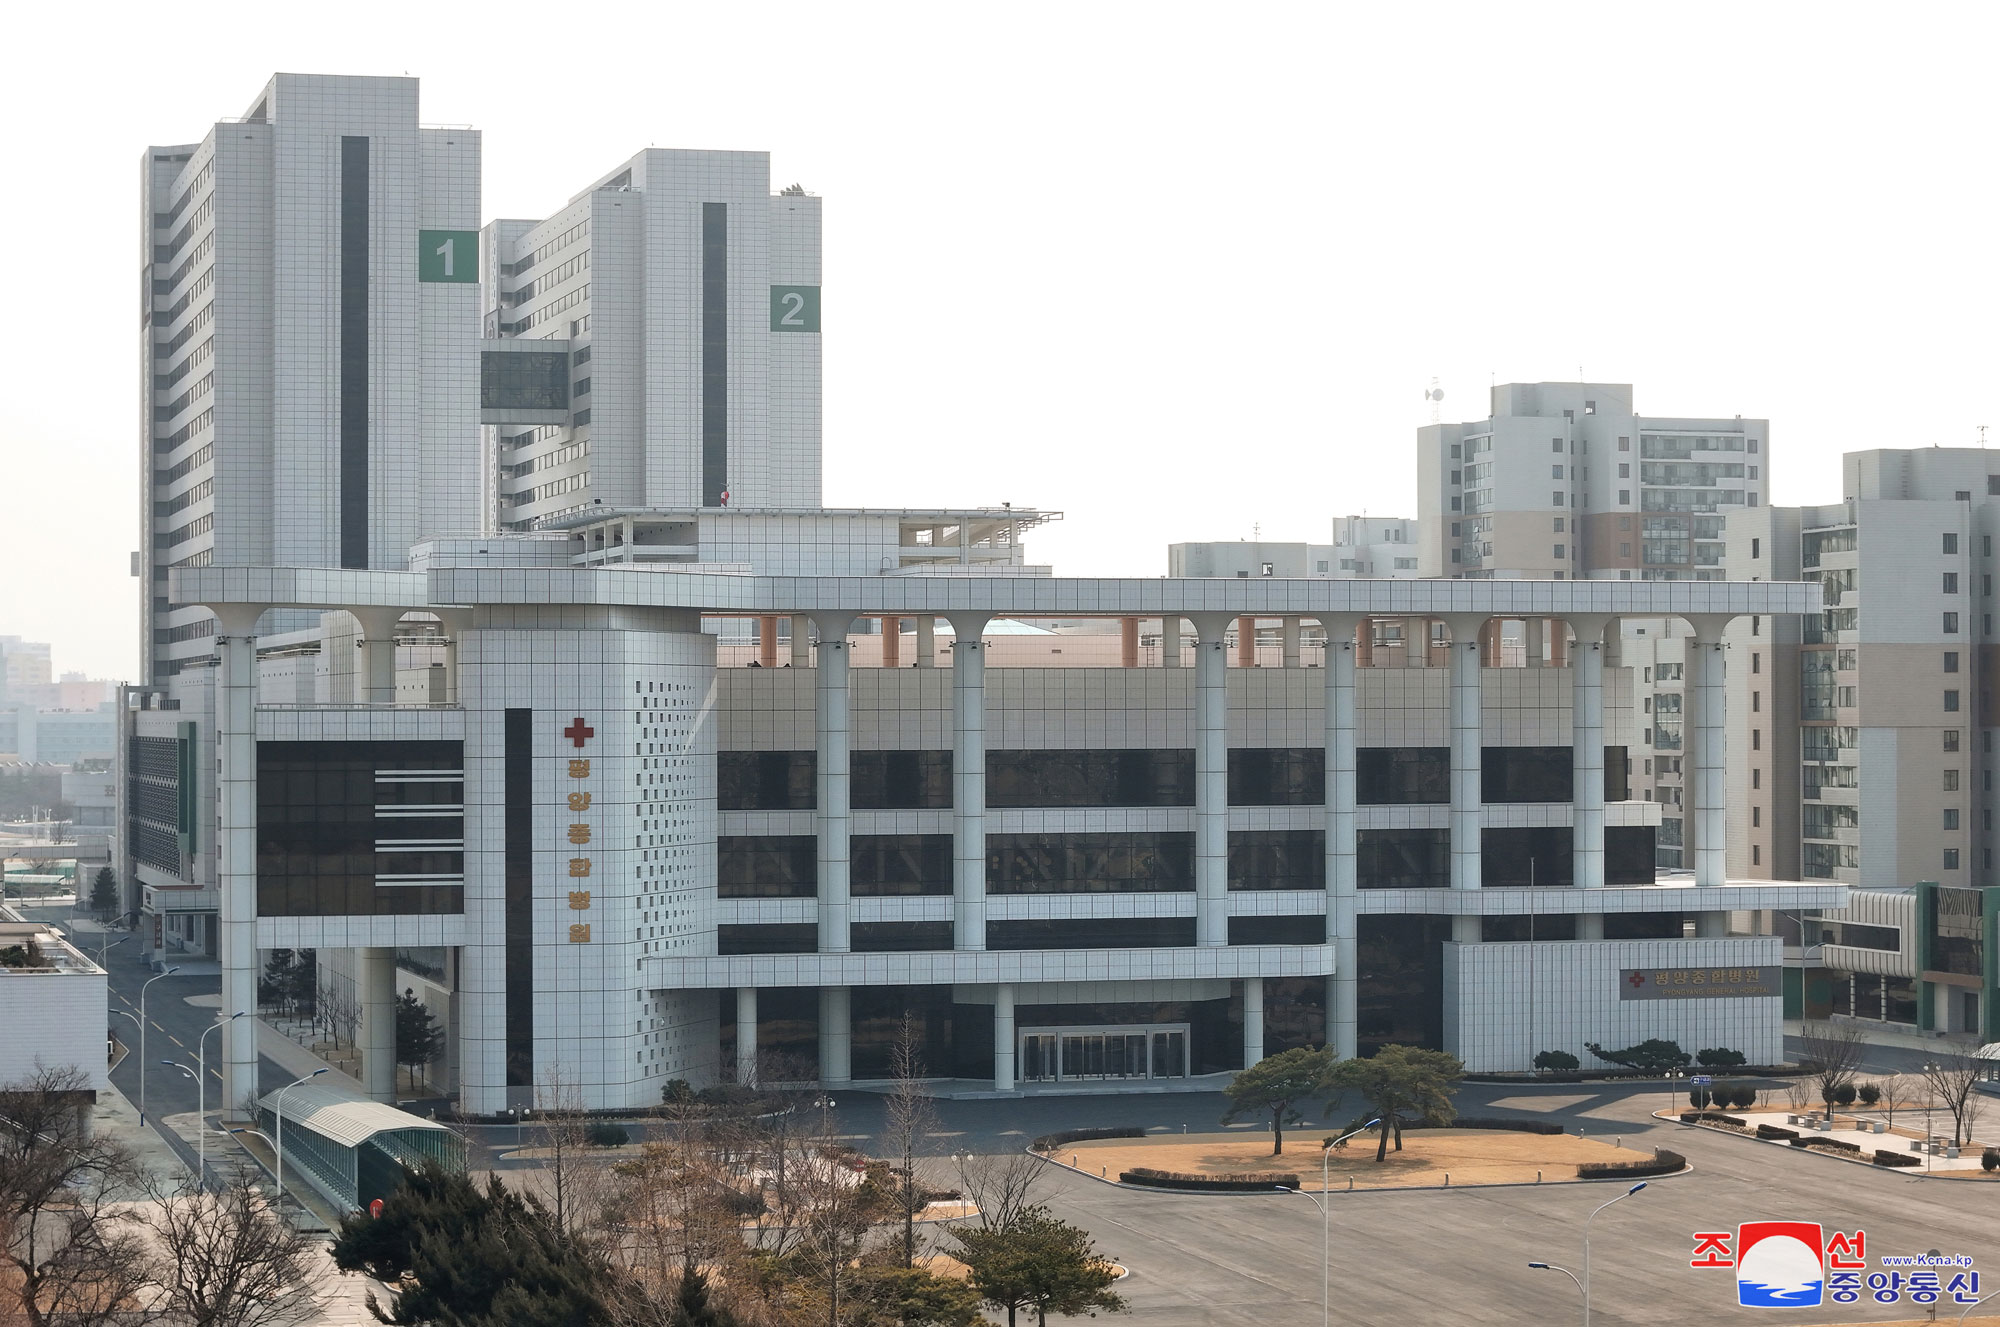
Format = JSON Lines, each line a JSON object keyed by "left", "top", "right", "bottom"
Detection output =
{"left": 1028, "top": 1145, "right": 1696, "bottom": 1197}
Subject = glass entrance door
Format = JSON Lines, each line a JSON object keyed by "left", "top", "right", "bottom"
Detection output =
{"left": 1018, "top": 1023, "right": 1191, "bottom": 1082}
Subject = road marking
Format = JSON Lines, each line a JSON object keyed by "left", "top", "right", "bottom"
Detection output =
{"left": 168, "top": 1036, "right": 186, "bottom": 1049}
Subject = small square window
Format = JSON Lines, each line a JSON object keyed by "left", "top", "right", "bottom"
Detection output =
{"left": 1236, "top": 570, "right": 1248, "bottom": 578}
{"left": 1553, "top": 517, "right": 1565, "bottom": 533}
{"left": 1945, "top": 572, "right": 1960, "bottom": 594}
{"left": 1946, "top": 651, "right": 1961, "bottom": 673}
{"left": 1944, "top": 611, "right": 1961, "bottom": 634}
{"left": 1451, "top": 497, "right": 1461, "bottom": 511}
{"left": 1618, "top": 436, "right": 1630, "bottom": 451}
{"left": 1618, "top": 489, "right": 1630, "bottom": 505}
{"left": 1946, "top": 689, "right": 1961, "bottom": 712}
{"left": 1451, "top": 522, "right": 1460, "bottom": 536}
{"left": 1618, "top": 463, "right": 1630, "bottom": 478}
{"left": 1945, "top": 729, "right": 1962, "bottom": 752}
{"left": 1450, "top": 443, "right": 1461, "bottom": 458}
{"left": 1551, "top": 439, "right": 1563, "bottom": 453}
{"left": 1584, "top": 400, "right": 1596, "bottom": 414}
{"left": 1959, "top": 491, "right": 1974, "bottom": 502}
{"left": 1945, "top": 769, "right": 1961, "bottom": 791}
{"left": 1989, "top": 475, "right": 2000, "bottom": 496}
{"left": 1944, "top": 532, "right": 1960, "bottom": 554}
{"left": 1945, "top": 848, "right": 1961, "bottom": 870}
{"left": 1619, "top": 543, "right": 1632, "bottom": 557}
{"left": 1553, "top": 492, "right": 1565, "bottom": 507}
{"left": 1748, "top": 438, "right": 1760, "bottom": 453}
{"left": 1946, "top": 808, "right": 1960, "bottom": 831}
{"left": 1552, "top": 464, "right": 1565, "bottom": 479}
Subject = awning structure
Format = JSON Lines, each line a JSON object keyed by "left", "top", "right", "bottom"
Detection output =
{"left": 258, "top": 1081, "right": 465, "bottom": 1211}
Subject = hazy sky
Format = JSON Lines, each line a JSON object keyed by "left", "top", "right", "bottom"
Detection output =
{"left": 8, "top": 2, "right": 1998, "bottom": 682}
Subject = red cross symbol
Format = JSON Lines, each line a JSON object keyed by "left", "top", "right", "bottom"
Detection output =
{"left": 564, "top": 717, "right": 594, "bottom": 749}
{"left": 1626, "top": 971, "right": 1646, "bottom": 990}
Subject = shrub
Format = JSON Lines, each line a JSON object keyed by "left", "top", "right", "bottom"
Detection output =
{"left": 1585, "top": 1040, "right": 1690, "bottom": 1072}
{"left": 697, "top": 1082, "right": 762, "bottom": 1108}
{"left": 1121, "top": 1167, "right": 1300, "bottom": 1192}
{"left": 1688, "top": 1087, "right": 1712, "bottom": 1109}
{"left": 1874, "top": 1150, "right": 1922, "bottom": 1168}
{"left": 1695, "top": 1047, "right": 1748, "bottom": 1069}
{"left": 1832, "top": 1084, "right": 1857, "bottom": 1108}
{"left": 1577, "top": 1150, "right": 1685, "bottom": 1180}
{"left": 1756, "top": 1124, "right": 1799, "bottom": 1141}
{"left": 1788, "top": 1138, "right": 1809, "bottom": 1148}
{"left": 1730, "top": 1085, "right": 1760, "bottom": 1110}
{"left": 1805, "top": 1137, "right": 1861, "bottom": 1154}
{"left": 1983, "top": 1148, "right": 1999, "bottom": 1174}
{"left": 661, "top": 1079, "right": 695, "bottom": 1104}
{"left": 587, "top": 1122, "right": 630, "bottom": 1147}
{"left": 1401, "top": 1116, "right": 1563, "bottom": 1136}
{"left": 1857, "top": 1083, "right": 1881, "bottom": 1106}
{"left": 1534, "top": 1050, "right": 1581, "bottom": 1073}
{"left": 1033, "top": 1127, "right": 1146, "bottom": 1152}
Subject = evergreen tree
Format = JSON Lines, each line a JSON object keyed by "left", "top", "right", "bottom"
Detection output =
{"left": 88, "top": 866, "right": 119, "bottom": 921}
{"left": 396, "top": 987, "right": 447, "bottom": 1084}
{"left": 952, "top": 1207, "right": 1125, "bottom": 1327}
{"left": 1220, "top": 1046, "right": 1333, "bottom": 1155}
{"left": 261, "top": 949, "right": 296, "bottom": 1013}
{"left": 668, "top": 1268, "right": 738, "bottom": 1327}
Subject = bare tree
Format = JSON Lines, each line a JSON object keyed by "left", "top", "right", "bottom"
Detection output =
{"left": 1781, "top": 1078, "right": 1811, "bottom": 1112}
{"left": 1917, "top": 1048, "right": 1990, "bottom": 1147}
{"left": 952, "top": 1151, "right": 1050, "bottom": 1233}
{"left": 139, "top": 1171, "right": 326, "bottom": 1327}
{"left": 1876, "top": 1072, "right": 1912, "bottom": 1133}
{"left": 783, "top": 1103, "right": 887, "bottom": 1327}
{"left": 0, "top": 1064, "right": 157, "bottom": 1327}
{"left": 536, "top": 1062, "right": 617, "bottom": 1244}
{"left": 880, "top": 1016, "right": 943, "bottom": 1268}
{"left": 1798, "top": 1021, "right": 1869, "bottom": 1105}
{"left": 604, "top": 1103, "right": 751, "bottom": 1321}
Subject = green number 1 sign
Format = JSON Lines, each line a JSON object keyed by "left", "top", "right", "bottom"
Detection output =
{"left": 419, "top": 230, "right": 478, "bottom": 283}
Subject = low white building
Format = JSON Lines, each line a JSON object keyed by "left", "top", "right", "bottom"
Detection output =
{"left": 0, "top": 908, "right": 110, "bottom": 1095}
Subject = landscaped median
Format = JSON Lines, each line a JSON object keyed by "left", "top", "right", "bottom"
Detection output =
{"left": 1037, "top": 1127, "right": 1685, "bottom": 1192}
{"left": 1663, "top": 1104, "right": 2000, "bottom": 1176}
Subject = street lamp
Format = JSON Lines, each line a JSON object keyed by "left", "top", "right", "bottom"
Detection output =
{"left": 169, "top": 1010, "right": 245, "bottom": 1183}
{"left": 161, "top": 1061, "right": 203, "bottom": 1180}
{"left": 137, "top": 966, "right": 182, "bottom": 1125}
{"left": 1276, "top": 1117, "right": 1379, "bottom": 1327}
{"left": 223, "top": 1126, "right": 282, "bottom": 1197}
{"left": 272, "top": 1068, "right": 329, "bottom": 1205}
{"left": 1582, "top": 1182, "right": 1647, "bottom": 1326}
{"left": 1664, "top": 1067, "right": 1686, "bottom": 1120}
{"left": 1529, "top": 1262, "right": 1585, "bottom": 1317}
{"left": 95, "top": 933, "right": 129, "bottom": 967}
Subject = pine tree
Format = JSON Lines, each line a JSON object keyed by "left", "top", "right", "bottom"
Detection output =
{"left": 395, "top": 987, "right": 447, "bottom": 1085}
{"left": 669, "top": 1268, "right": 738, "bottom": 1327}
{"left": 88, "top": 866, "right": 119, "bottom": 921}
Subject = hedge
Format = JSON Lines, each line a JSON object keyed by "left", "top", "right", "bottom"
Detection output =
{"left": 1577, "top": 1150, "right": 1685, "bottom": 1180}
{"left": 1755, "top": 1124, "right": 1799, "bottom": 1141}
{"left": 1804, "top": 1137, "right": 1862, "bottom": 1154}
{"left": 1121, "top": 1167, "right": 1300, "bottom": 1192}
{"left": 1033, "top": 1127, "right": 1146, "bottom": 1152}
{"left": 1874, "top": 1150, "right": 1923, "bottom": 1168}
{"left": 1399, "top": 1116, "right": 1565, "bottom": 1136}
{"left": 1678, "top": 1111, "right": 1745, "bottom": 1127}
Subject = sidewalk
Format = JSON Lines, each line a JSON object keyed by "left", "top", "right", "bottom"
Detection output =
{"left": 1784, "top": 1017, "right": 1983, "bottom": 1055}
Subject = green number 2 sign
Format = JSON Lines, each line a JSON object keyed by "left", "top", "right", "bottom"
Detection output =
{"left": 419, "top": 230, "right": 479, "bottom": 283}
{"left": 769, "top": 285, "right": 821, "bottom": 332}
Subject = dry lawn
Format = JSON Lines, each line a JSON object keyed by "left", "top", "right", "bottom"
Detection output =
{"left": 1062, "top": 1129, "right": 1658, "bottom": 1191}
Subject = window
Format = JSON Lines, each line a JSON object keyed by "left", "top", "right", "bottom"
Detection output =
{"left": 1946, "top": 809, "right": 1962, "bottom": 831}
{"left": 1989, "top": 476, "right": 2000, "bottom": 496}
{"left": 1944, "top": 770, "right": 1960, "bottom": 792}
{"left": 1553, "top": 544, "right": 1565, "bottom": 559}
{"left": 1553, "top": 492, "right": 1565, "bottom": 507}
{"left": 1357, "top": 749, "right": 1450, "bottom": 804}
{"left": 1945, "top": 730, "right": 1962, "bottom": 752}
{"left": 1752, "top": 729, "right": 1761, "bottom": 750}
{"left": 1551, "top": 464, "right": 1565, "bottom": 479}
{"left": 1945, "top": 572, "right": 1960, "bottom": 594}
{"left": 1584, "top": 400, "right": 1596, "bottom": 414}
{"left": 1260, "top": 561, "right": 1274, "bottom": 576}
{"left": 1752, "top": 806, "right": 1761, "bottom": 827}
{"left": 1451, "top": 470, "right": 1460, "bottom": 484}
{"left": 1751, "top": 537, "right": 1761, "bottom": 558}
{"left": 1228, "top": 830, "right": 1324, "bottom": 890}
{"left": 1481, "top": 747, "right": 1574, "bottom": 803}
{"left": 1619, "top": 436, "right": 1631, "bottom": 451}
{"left": 1749, "top": 466, "right": 1759, "bottom": 480}
{"left": 853, "top": 751, "right": 953, "bottom": 808}
{"left": 1553, "top": 517, "right": 1564, "bottom": 532}
{"left": 1236, "top": 570, "right": 1248, "bottom": 577}
{"left": 1945, "top": 848, "right": 1961, "bottom": 870}
{"left": 1551, "top": 439, "right": 1563, "bottom": 453}
{"left": 1228, "top": 749, "right": 1325, "bottom": 805}
{"left": 1945, "top": 612, "right": 1961, "bottom": 634}
{"left": 1946, "top": 651, "right": 1961, "bottom": 673}
{"left": 1752, "top": 691, "right": 1760, "bottom": 713}
{"left": 1620, "top": 543, "right": 1632, "bottom": 557}
{"left": 1618, "top": 490, "right": 1630, "bottom": 505}
{"left": 1752, "top": 845, "right": 1761, "bottom": 866}
{"left": 1960, "top": 491, "right": 1974, "bottom": 502}
{"left": 988, "top": 750, "right": 1195, "bottom": 807}
{"left": 718, "top": 837, "right": 816, "bottom": 897}
{"left": 987, "top": 832, "right": 1194, "bottom": 893}
{"left": 1946, "top": 690, "right": 1961, "bottom": 712}
{"left": 1945, "top": 533, "right": 1959, "bottom": 554}
{"left": 1450, "top": 444, "right": 1460, "bottom": 458}
{"left": 1751, "top": 652, "right": 1761, "bottom": 674}
{"left": 1451, "top": 497, "right": 1460, "bottom": 511}
{"left": 1752, "top": 768, "right": 1761, "bottom": 789}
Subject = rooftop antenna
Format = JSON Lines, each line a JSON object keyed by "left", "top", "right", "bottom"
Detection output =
{"left": 1981, "top": 425, "right": 1990, "bottom": 448}
{"left": 1424, "top": 377, "right": 1444, "bottom": 424}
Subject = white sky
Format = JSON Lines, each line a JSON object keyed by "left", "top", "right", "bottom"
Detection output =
{"left": 8, "top": 2, "right": 1999, "bottom": 682}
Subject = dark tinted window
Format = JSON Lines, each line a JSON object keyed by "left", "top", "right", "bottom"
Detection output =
{"left": 1606, "top": 827, "right": 1655, "bottom": 883}
{"left": 852, "top": 834, "right": 951, "bottom": 896}
{"left": 987, "top": 750, "right": 1194, "bottom": 807}
{"left": 987, "top": 832, "right": 1194, "bottom": 893}
{"left": 480, "top": 349, "right": 570, "bottom": 410}
{"left": 718, "top": 924, "right": 818, "bottom": 955}
{"left": 987, "top": 918, "right": 1196, "bottom": 950}
{"left": 1357, "top": 748, "right": 1449, "bottom": 804}
{"left": 718, "top": 836, "right": 815, "bottom": 898}
{"left": 1604, "top": 746, "right": 1630, "bottom": 802}
{"left": 1357, "top": 828, "right": 1449, "bottom": 889}
{"left": 256, "top": 740, "right": 462, "bottom": 916}
{"left": 1603, "top": 912, "right": 1687, "bottom": 940}
{"left": 1482, "top": 747, "right": 1573, "bottom": 803}
{"left": 1228, "top": 830, "right": 1324, "bottom": 890}
{"left": 1228, "top": 915, "right": 1326, "bottom": 945}
{"left": 852, "top": 922, "right": 953, "bottom": 952}
{"left": 718, "top": 751, "right": 814, "bottom": 810}
{"left": 1932, "top": 885, "right": 1985, "bottom": 976}
{"left": 1481, "top": 914, "right": 1579, "bottom": 941}
{"left": 1357, "top": 914, "right": 1450, "bottom": 1053}
{"left": 1480, "top": 827, "right": 1573, "bottom": 886}
{"left": 853, "top": 750, "right": 952, "bottom": 809}
{"left": 1228, "top": 749, "right": 1324, "bottom": 805}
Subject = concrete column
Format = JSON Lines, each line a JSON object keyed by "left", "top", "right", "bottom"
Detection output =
{"left": 758, "top": 616, "right": 779, "bottom": 669}
{"left": 1322, "top": 614, "right": 1361, "bottom": 1059}
{"left": 1161, "top": 616, "right": 1183, "bottom": 667}
{"left": 819, "top": 987, "right": 852, "bottom": 1085}
{"left": 436, "top": 610, "right": 470, "bottom": 704}
{"left": 1236, "top": 616, "right": 1257, "bottom": 668}
{"left": 1687, "top": 615, "right": 1734, "bottom": 889}
{"left": 1570, "top": 616, "right": 1612, "bottom": 891}
{"left": 1120, "top": 616, "right": 1139, "bottom": 668}
{"left": 1281, "top": 616, "right": 1301, "bottom": 669}
{"left": 1445, "top": 615, "right": 1487, "bottom": 893}
{"left": 1696, "top": 911, "right": 1731, "bottom": 938}
{"left": 1356, "top": 618, "right": 1374, "bottom": 669}
{"left": 950, "top": 614, "right": 991, "bottom": 950}
{"left": 1192, "top": 614, "right": 1234, "bottom": 946}
{"left": 791, "top": 614, "right": 813, "bottom": 667}
{"left": 915, "top": 616, "right": 936, "bottom": 668}
{"left": 1525, "top": 618, "right": 1546, "bottom": 668}
{"left": 880, "top": 617, "right": 901, "bottom": 668}
{"left": 1549, "top": 621, "right": 1569, "bottom": 668}
{"left": 214, "top": 605, "right": 266, "bottom": 1120}
{"left": 1407, "top": 618, "right": 1428, "bottom": 669}
{"left": 351, "top": 608, "right": 403, "bottom": 704}
{"left": 358, "top": 947, "right": 398, "bottom": 1103}
{"left": 1576, "top": 913, "right": 1605, "bottom": 940}
{"left": 993, "top": 984, "right": 1016, "bottom": 1093}
{"left": 1243, "top": 977, "right": 1265, "bottom": 1067}
{"left": 814, "top": 614, "right": 855, "bottom": 953}
{"left": 735, "top": 988, "right": 758, "bottom": 1085}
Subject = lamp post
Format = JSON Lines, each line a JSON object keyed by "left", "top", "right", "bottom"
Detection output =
{"left": 161, "top": 1061, "right": 202, "bottom": 1179}
{"left": 273, "top": 1068, "right": 329, "bottom": 1205}
{"left": 1582, "top": 1182, "right": 1647, "bottom": 1326}
{"left": 1664, "top": 1068, "right": 1686, "bottom": 1120}
{"left": 95, "top": 932, "right": 129, "bottom": 968}
{"left": 223, "top": 1126, "right": 281, "bottom": 1195}
{"left": 193, "top": 1011, "right": 245, "bottom": 1180}
{"left": 1529, "top": 1262, "right": 1585, "bottom": 1318}
{"left": 1276, "top": 1117, "right": 1378, "bottom": 1327}
{"left": 137, "top": 966, "right": 182, "bottom": 1125}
